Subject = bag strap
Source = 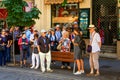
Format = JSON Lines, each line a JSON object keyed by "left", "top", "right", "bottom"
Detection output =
{"left": 90, "top": 32, "right": 96, "bottom": 45}
{"left": 78, "top": 36, "right": 82, "bottom": 44}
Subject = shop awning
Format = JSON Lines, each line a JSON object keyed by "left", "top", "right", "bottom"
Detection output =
{"left": 52, "top": 17, "right": 78, "bottom": 23}
{"left": 44, "top": 0, "right": 83, "bottom": 5}
{"left": 0, "top": 9, "right": 8, "bottom": 19}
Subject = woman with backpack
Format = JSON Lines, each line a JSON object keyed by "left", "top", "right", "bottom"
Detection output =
{"left": 18, "top": 32, "right": 28, "bottom": 68}
{"left": 72, "top": 28, "right": 84, "bottom": 75}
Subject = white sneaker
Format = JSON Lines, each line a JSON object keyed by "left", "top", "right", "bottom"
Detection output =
{"left": 47, "top": 69, "right": 53, "bottom": 72}
{"left": 34, "top": 66, "right": 39, "bottom": 69}
{"left": 30, "top": 66, "right": 35, "bottom": 69}
{"left": 80, "top": 70, "right": 85, "bottom": 74}
{"left": 74, "top": 71, "right": 81, "bottom": 75}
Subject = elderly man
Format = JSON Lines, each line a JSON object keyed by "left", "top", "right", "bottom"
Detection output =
{"left": 38, "top": 29, "right": 53, "bottom": 73}
{"left": 87, "top": 24, "right": 101, "bottom": 76}
{"left": 55, "top": 25, "right": 62, "bottom": 43}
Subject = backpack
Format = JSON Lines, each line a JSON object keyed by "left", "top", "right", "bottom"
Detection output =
{"left": 22, "top": 38, "right": 28, "bottom": 50}
{"left": 78, "top": 38, "right": 86, "bottom": 50}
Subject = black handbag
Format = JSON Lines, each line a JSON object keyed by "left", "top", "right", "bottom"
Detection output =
{"left": 0, "top": 45, "right": 5, "bottom": 51}
{"left": 22, "top": 44, "right": 28, "bottom": 50}
{"left": 33, "top": 47, "right": 38, "bottom": 53}
{"left": 22, "top": 38, "right": 28, "bottom": 50}
{"left": 87, "top": 33, "right": 96, "bottom": 53}
{"left": 87, "top": 45, "right": 92, "bottom": 53}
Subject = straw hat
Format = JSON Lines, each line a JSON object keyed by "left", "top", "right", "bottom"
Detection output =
{"left": 88, "top": 24, "right": 96, "bottom": 29}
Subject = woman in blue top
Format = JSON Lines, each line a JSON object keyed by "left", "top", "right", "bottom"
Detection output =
{"left": 0, "top": 29, "right": 7, "bottom": 66}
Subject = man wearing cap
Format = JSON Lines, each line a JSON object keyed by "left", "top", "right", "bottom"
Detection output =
{"left": 87, "top": 24, "right": 101, "bottom": 76}
{"left": 55, "top": 25, "right": 62, "bottom": 43}
{"left": 38, "top": 29, "right": 53, "bottom": 73}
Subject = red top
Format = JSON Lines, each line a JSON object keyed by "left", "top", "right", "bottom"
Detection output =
{"left": 18, "top": 37, "right": 28, "bottom": 50}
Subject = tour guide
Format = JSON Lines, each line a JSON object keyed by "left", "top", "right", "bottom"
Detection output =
{"left": 38, "top": 29, "right": 53, "bottom": 73}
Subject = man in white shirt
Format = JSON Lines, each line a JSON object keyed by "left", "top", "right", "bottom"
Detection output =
{"left": 87, "top": 24, "right": 101, "bottom": 76}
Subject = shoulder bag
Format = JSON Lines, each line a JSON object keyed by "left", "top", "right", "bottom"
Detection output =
{"left": 87, "top": 33, "right": 96, "bottom": 53}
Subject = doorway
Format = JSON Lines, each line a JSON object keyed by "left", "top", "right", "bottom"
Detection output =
{"left": 92, "top": 0, "right": 117, "bottom": 45}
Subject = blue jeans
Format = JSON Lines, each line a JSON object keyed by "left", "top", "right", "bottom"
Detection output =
{"left": 6, "top": 47, "right": 11, "bottom": 62}
{"left": 0, "top": 50, "right": 6, "bottom": 66}
{"left": 27, "top": 46, "right": 30, "bottom": 58}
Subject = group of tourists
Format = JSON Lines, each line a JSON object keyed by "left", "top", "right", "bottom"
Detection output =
{"left": 0, "top": 22, "right": 101, "bottom": 76}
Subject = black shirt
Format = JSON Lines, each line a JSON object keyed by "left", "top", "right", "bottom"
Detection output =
{"left": 6, "top": 34, "right": 13, "bottom": 41}
{"left": 0, "top": 35, "right": 7, "bottom": 45}
{"left": 38, "top": 36, "right": 50, "bottom": 53}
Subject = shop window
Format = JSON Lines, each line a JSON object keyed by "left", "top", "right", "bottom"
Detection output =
{"left": 51, "top": 4, "right": 79, "bottom": 27}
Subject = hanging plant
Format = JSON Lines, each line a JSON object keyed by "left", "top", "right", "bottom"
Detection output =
{"left": 62, "top": 0, "right": 67, "bottom": 6}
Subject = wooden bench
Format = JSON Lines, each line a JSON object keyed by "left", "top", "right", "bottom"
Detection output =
{"left": 51, "top": 51, "right": 76, "bottom": 73}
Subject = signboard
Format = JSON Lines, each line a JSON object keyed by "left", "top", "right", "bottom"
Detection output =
{"left": 118, "top": 8, "right": 120, "bottom": 40}
{"left": 79, "top": 8, "right": 90, "bottom": 38}
{"left": 0, "top": 9, "right": 7, "bottom": 19}
{"left": 44, "top": 0, "right": 83, "bottom": 4}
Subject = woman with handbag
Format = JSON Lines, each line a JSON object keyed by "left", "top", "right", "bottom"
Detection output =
{"left": 18, "top": 32, "right": 28, "bottom": 68}
{"left": 87, "top": 24, "right": 101, "bottom": 76}
{"left": 0, "top": 29, "right": 7, "bottom": 66}
{"left": 59, "top": 32, "right": 71, "bottom": 69}
{"left": 72, "top": 28, "right": 84, "bottom": 75}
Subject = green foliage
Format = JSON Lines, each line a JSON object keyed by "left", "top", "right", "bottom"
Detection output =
{"left": 1, "top": 0, "right": 41, "bottom": 27}
{"left": 62, "top": 0, "right": 67, "bottom": 6}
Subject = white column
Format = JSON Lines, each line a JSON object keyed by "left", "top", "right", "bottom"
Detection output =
{"left": 34, "top": 0, "right": 51, "bottom": 32}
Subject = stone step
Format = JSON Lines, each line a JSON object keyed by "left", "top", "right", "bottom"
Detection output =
{"left": 101, "top": 45, "right": 117, "bottom": 53}
{"left": 99, "top": 52, "right": 117, "bottom": 59}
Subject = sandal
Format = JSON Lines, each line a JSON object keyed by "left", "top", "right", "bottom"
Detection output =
{"left": 94, "top": 73, "right": 100, "bottom": 76}
{"left": 86, "top": 73, "right": 94, "bottom": 76}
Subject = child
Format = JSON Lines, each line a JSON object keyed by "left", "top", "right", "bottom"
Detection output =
{"left": 30, "top": 34, "right": 40, "bottom": 69}
{"left": 18, "top": 32, "right": 28, "bottom": 68}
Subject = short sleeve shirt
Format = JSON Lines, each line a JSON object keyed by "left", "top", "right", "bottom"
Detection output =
{"left": 37, "top": 36, "right": 50, "bottom": 53}
{"left": 90, "top": 32, "right": 101, "bottom": 53}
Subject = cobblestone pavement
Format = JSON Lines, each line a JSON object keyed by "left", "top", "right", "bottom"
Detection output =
{"left": 0, "top": 57, "right": 120, "bottom": 80}
{"left": 0, "top": 66, "right": 120, "bottom": 80}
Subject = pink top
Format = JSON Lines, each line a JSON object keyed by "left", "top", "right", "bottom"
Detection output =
{"left": 18, "top": 37, "right": 28, "bottom": 50}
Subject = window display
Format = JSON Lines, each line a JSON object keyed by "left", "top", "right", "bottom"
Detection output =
{"left": 79, "top": 8, "right": 90, "bottom": 38}
{"left": 51, "top": 4, "right": 79, "bottom": 27}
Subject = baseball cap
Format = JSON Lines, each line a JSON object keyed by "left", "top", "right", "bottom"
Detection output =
{"left": 56, "top": 25, "right": 60, "bottom": 28}
{"left": 73, "top": 22, "right": 78, "bottom": 24}
{"left": 41, "top": 29, "right": 46, "bottom": 33}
